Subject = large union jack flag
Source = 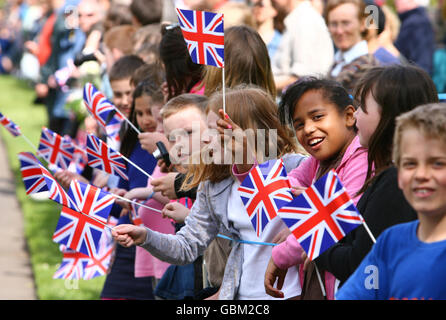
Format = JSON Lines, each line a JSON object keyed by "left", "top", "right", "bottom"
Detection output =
{"left": 0, "top": 112, "right": 21, "bottom": 137}
{"left": 86, "top": 133, "right": 128, "bottom": 180}
{"left": 83, "top": 83, "right": 124, "bottom": 144}
{"left": 52, "top": 180, "right": 115, "bottom": 257}
{"left": 38, "top": 127, "right": 75, "bottom": 170}
{"left": 238, "top": 159, "right": 294, "bottom": 238}
{"left": 176, "top": 8, "right": 224, "bottom": 68}
{"left": 53, "top": 245, "right": 90, "bottom": 280}
{"left": 278, "top": 170, "right": 363, "bottom": 261}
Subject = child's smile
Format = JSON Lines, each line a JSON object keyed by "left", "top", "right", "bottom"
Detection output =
{"left": 292, "top": 90, "right": 355, "bottom": 161}
{"left": 398, "top": 128, "right": 446, "bottom": 218}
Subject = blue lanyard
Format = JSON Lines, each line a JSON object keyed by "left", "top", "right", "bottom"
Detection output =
{"left": 217, "top": 234, "right": 278, "bottom": 247}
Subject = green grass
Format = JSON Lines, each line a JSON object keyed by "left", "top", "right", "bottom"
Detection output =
{"left": 0, "top": 75, "right": 105, "bottom": 299}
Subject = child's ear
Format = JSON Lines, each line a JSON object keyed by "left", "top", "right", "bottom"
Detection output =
{"left": 344, "top": 105, "right": 356, "bottom": 128}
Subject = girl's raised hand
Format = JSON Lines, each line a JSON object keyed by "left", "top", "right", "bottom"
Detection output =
{"left": 216, "top": 109, "right": 256, "bottom": 173}
{"left": 112, "top": 224, "right": 147, "bottom": 247}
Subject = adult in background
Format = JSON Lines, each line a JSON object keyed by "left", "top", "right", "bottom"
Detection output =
{"left": 251, "top": 0, "right": 283, "bottom": 62}
{"left": 271, "top": 0, "right": 334, "bottom": 93}
{"left": 394, "top": 0, "right": 435, "bottom": 75}
{"left": 325, "top": 0, "right": 379, "bottom": 93}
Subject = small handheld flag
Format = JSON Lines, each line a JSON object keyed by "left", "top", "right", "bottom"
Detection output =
{"left": 0, "top": 112, "right": 21, "bottom": 137}
{"left": 238, "top": 159, "right": 294, "bottom": 238}
{"left": 83, "top": 83, "right": 125, "bottom": 142}
{"left": 52, "top": 180, "right": 115, "bottom": 257}
{"left": 278, "top": 170, "right": 363, "bottom": 261}
{"left": 53, "top": 245, "right": 89, "bottom": 280}
{"left": 38, "top": 127, "right": 75, "bottom": 171}
{"left": 176, "top": 8, "right": 224, "bottom": 68}
{"left": 86, "top": 134, "right": 128, "bottom": 180}
{"left": 83, "top": 232, "right": 114, "bottom": 280}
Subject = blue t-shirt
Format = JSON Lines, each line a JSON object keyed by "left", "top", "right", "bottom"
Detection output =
{"left": 336, "top": 220, "right": 446, "bottom": 300}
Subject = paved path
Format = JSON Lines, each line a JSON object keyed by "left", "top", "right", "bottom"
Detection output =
{"left": 0, "top": 137, "right": 36, "bottom": 299}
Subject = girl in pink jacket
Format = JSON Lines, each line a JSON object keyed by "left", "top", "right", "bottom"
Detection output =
{"left": 264, "top": 77, "right": 368, "bottom": 299}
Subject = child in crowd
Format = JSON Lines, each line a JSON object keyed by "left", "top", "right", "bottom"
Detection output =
{"left": 264, "top": 65, "right": 440, "bottom": 299}
{"left": 99, "top": 66, "right": 158, "bottom": 301}
{"left": 54, "top": 55, "right": 146, "bottom": 191}
{"left": 115, "top": 79, "right": 176, "bottom": 299}
{"left": 337, "top": 103, "right": 446, "bottom": 300}
{"left": 156, "top": 93, "right": 233, "bottom": 299}
{"left": 152, "top": 93, "right": 212, "bottom": 300}
{"left": 111, "top": 86, "right": 306, "bottom": 300}
{"left": 264, "top": 77, "right": 368, "bottom": 300}
{"left": 158, "top": 24, "right": 203, "bottom": 101}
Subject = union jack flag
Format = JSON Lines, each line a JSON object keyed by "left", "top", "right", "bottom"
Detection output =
{"left": 18, "top": 152, "right": 49, "bottom": 195}
{"left": 52, "top": 180, "right": 115, "bottom": 257}
{"left": 238, "top": 159, "right": 294, "bottom": 238}
{"left": 83, "top": 83, "right": 124, "bottom": 144}
{"left": 176, "top": 8, "right": 224, "bottom": 68}
{"left": 68, "top": 144, "right": 88, "bottom": 175}
{"left": 18, "top": 152, "right": 78, "bottom": 209}
{"left": 0, "top": 112, "right": 21, "bottom": 137}
{"left": 86, "top": 133, "right": 128, "bottom": 180}
{"left": 38, "top": 127, "right": 75, "bottom": 170}
{"left": 53, "top": 245, "right": 90, "bottom": 280}
{"left": 42, "top": 166, "right": 79, "bottom": 211}
{"left": 83, "top": 232, "right": 114, "bottom": 280}
{"left": 278, "top": 170, "right": 363, "bottom": 261}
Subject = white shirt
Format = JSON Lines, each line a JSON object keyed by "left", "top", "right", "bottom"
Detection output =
{"left": 273, "top": 1, "right": 334, "bottom": 80}
{"left": 227, "top": 182, "right": 302, "bottom": 300}
{"left": 330, "top": 40, "right": 369, "bottom": 77}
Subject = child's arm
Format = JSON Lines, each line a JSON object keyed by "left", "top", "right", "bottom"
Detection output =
{"left": 337, "top": 147, "right": 368, "bottom": 206}
{"left": 112, "top": 181, "right": 220, "bottom": 265}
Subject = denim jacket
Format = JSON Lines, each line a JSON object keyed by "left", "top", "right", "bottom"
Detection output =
{"left": 139, "top": 154, "right": 306, "bottom": 299}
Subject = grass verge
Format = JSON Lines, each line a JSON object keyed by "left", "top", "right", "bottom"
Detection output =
{"left": 0, "top": 75, "right": 105, "bottom": 299}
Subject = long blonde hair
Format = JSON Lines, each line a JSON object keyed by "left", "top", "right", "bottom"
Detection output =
{"left": 181, "top": 86, "right": 297, "bottom": 191}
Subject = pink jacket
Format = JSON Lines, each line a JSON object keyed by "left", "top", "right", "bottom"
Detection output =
{"left": 272, "top": 135, "right": 368, "bottom": 300}
{"left": 134, "top": 166, "right": 176, "bottom": 279}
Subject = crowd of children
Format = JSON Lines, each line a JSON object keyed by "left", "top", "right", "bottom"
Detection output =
{"left": 2, "top": 0, "right": 446, "bottom": 300}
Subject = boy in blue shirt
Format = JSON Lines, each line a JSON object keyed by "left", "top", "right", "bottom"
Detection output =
{"left": 337, "top": 103, "right": 446, "bottom": 300}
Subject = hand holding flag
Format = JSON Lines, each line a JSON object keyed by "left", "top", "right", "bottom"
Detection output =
{"left": 52, "top": 180, "right": 115, "bottom": 257}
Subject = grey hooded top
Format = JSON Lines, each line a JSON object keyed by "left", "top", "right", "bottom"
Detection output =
{"left": 139, "top": 153, "right": 306, "bottom": 299}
